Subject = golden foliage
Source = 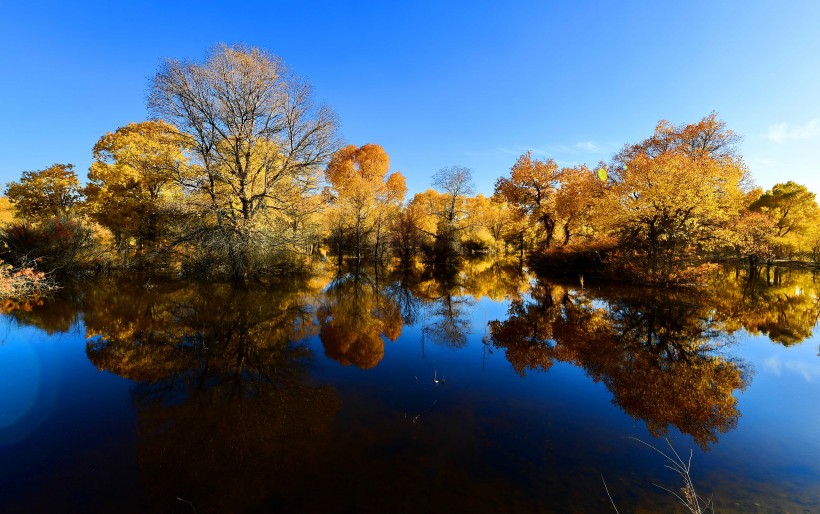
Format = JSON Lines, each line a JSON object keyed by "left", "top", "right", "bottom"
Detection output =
{"left": 324, "top": 144, "right": 407, "bottom": 261}
{"left": 4, "top": 163, "right": 82, "bottom": 221}
{"left": 85, "top": 120, "right": 191, "bottom": 265}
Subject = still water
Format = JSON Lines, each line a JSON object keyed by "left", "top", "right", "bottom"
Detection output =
{"left": 0, "top": 261, "right": 818, "bottom": 513}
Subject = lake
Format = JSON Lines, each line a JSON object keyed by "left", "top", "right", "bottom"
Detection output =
{"left": 1, "top": 261, "right": 818, "bottom": 513}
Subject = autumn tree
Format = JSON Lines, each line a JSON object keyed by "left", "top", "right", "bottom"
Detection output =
{"left": 614, "top": 111, "right": 742, "bottom": 164}
{"left": 494, "top": 152, "right": 561, "bottom": 248}
{"left": 730, "top": 210, "right": 777, "bottom": 267}
{"left": 324, "top": 144, "right": 406, "bottom": 263}
{"left": 85, "top": 120, "right": 191, "bottom": 268}
{"left": 4, "top": 163, "right": 82, "bottom": 221}
{"left": 2, "top": 164, "right": 100, "bottom": 273}
{"left": 553, "top": 164, "right": 604, "bottom": 246}
{"left": 377, "top": 172, "right": 407, "bottom": 258}
{"left": 391, "top": 198, "right": 428, "bottom": 263}
{"left": 429, "top": 165, "right": 475, "bottom": 262}
{"left": 605, "top": 114, "right": 747, "bottom": 283}
{"left": 461, "top": 194, "right": 505, "bottom": 253}
{"left": 148, "top": 44, "right": 340, "bottom": 278}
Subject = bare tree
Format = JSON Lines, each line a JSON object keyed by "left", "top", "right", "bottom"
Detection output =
{"left": 430, "top": 165, "right": 475, "bottom": 263}
{"left": 432, "top": 165, "right": 475, "bottom": 224}
{"left": 148, "top": 44, "right": 340, "bottom": 278}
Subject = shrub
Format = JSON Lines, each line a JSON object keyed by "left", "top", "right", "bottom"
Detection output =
{"left": 0, "top": 261, "right": 58, "bottom": 300}
{"left": 0, "top": 217, "right": 101, "bottom": 274}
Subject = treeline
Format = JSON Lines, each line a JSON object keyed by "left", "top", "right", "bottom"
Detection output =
{"left": 2, "top": 44, "right": 819, "bottom": 287}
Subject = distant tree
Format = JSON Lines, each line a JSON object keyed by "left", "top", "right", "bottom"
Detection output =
{"left": 432, "top": 165, "right": 475, "bottom": 224}
{"left": 730, "top": 211, "right": 777, "bottom": 266}
{"left": 461, "top": 194, "right": 503, "bottom": 253}
{"left": 430, "top": 165, "right": 475, "bottom": 261}
{"left": 391, "top": 200, "right": 428, "bottom": 263}
{"left": 5, "top": 163, "right": 82, "bottom": 221}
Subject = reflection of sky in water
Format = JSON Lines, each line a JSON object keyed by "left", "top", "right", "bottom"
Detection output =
{"left": 0, "top": 325, "right": 62, "bottom": 447}
{"left": 739, "top": 329, "right": 820, "bottom": 382}
{"left": 763, "top": 355, "right": 820, "bottom": 381}
{"left": 0, "top": 343, "right": 40, "bottom": 430}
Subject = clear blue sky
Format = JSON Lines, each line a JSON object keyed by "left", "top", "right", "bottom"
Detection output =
{"left": 1, "top": 1, "right": 818, "bottom": 197}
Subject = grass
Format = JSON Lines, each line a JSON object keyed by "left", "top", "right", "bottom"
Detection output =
{"left": 603, "top": 437, "right": 714, "bottom": 513}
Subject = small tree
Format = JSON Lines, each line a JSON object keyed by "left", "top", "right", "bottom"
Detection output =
{"left": 430, "top": 165, "right": 475, "bottom": 262}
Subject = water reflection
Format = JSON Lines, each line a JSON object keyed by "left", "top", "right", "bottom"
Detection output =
{"left": 318, "top": 271, "right": 403, "bottom": 368}
{"left": 0, "top": 262, "right": 817, "bottom": 511}
{"left": 490, "top": 281, "right": 752, "bottom": 448}
{"left": 710, "top": 266, "right": 820, "bottom": 345}
{"left": 81, "top": 280, "right": 340, "bottom": 513}
{"left": 1, "top": 293, "right": 81, "bottom": 335}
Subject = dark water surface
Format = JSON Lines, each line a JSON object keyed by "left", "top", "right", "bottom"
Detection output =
{"left": 1, "top": 262, "right": 818, "bottom": 513}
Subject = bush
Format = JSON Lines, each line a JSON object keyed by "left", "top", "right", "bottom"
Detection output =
{"left": 0, "top": 217, "right": 101, "bottom": 274}
{"left": 0, "top": 261, "right": 58, "bottom": 300}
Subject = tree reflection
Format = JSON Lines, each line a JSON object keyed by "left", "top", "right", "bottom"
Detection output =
{"left": 317, "top": 271, "right": 403, "bottom": 368}
{"left": 490, "top": 280, "right": 751, "bottom": 448}
{"left": 0, "top": 286, "right": 82, "bottom": 335}
{"left": 459, "top": 257, "right": 531, "bottom": 302}
{"left": 82, "top": 280, "right": 339, "bottom": 513}
{"left": 711, "top": 266, "right": 820, "bottom": 345}
{"left": 412, "top": 272, "right": 474, "bottom": 349}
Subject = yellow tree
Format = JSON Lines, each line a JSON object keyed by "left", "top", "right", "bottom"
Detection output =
{"left": 462, "top": 195, "right": 493, "bottom": 253}
{"left": 405, "top": 188, "right": 452, "bottom": 261}
{"left": 749, "top": 181, "right": 820, "bottom": 257}
{"left": 554, "top": 164, "right": 604, "bottom": 246}
{"left": 607, "top": 115, "right": 747, "bottom": 283}
{"left": 375, "top": 166, "right": 407, "bottom": 260}
{"left": 85, "top": 120, "right": 191, "bottom": 266}
{"left": 392, "top": 199, "right": 430, "bottom": 263}
{"left": 4, "top": 163, "right": 82, "bottom": 222}
{"left": 324, "top": 144, "right": 406, "bottom": 262}
{"left": 494, "top": 152, "right": 561, "bottom": 248}
{"left": 148, "top": 44, "right": 340, "bottom": 278}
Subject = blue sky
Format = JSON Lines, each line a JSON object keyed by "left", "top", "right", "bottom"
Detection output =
{"left": 1, "top": 1, "right": 818, "bottom": 197}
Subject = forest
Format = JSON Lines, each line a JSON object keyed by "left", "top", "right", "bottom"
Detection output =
{"left": 2, "top": 44, "right": 819, "bottom": 298}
